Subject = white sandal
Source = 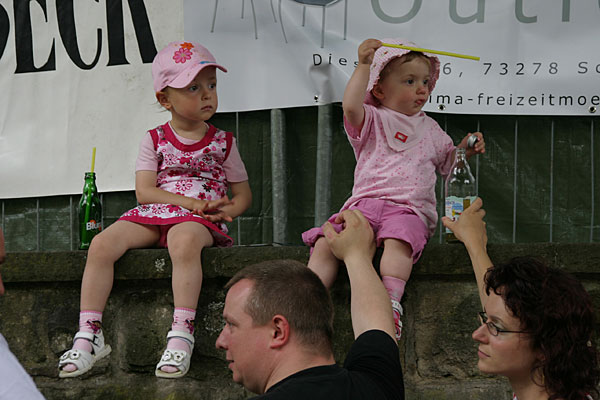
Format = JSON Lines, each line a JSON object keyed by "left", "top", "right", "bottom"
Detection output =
{"left": 58, "top": 331, "right": 112, "bottom": 378}
{"left": 155, "top": 330, "right": 195, "bottom": 379}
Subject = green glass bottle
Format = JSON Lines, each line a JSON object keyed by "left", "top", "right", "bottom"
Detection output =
{"left": 78, "top": 172, "right": 102, "bottom": 249}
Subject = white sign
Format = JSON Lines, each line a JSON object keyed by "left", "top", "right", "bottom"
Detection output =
{"left": 187, "top": 0, "right": 600, "bottom": 115}
{"left": 1, "top": 0, "right": 599, "bottom": 198}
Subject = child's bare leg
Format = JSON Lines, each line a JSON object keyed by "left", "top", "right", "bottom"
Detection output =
{"left": 168, "top": 222, "right": 213, "bottom": 307}
{"left": 158, "top": 222, "right": 213, "bottom": 376}
{"left": 380, "top": 238, "right": 413, "bottom": 340}
{"left": 307, "top": 237, "right": 340, "bottom": 289}
{"left": 80, "top": 221, "right": 160, "bottom": 311}
{"left": 61, "top": 221, "right": 159, "bottom": 374}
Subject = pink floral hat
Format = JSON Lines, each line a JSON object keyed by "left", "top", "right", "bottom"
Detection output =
{"left": 365, "top": 39, "right": 440, "bottom": 105}
{"left": 152, "top": 41, "right": 227, "bottom": 92}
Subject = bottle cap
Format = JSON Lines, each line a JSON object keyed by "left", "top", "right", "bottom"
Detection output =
{"left": 467, "top": 135, "right": 478, "bottom": 148}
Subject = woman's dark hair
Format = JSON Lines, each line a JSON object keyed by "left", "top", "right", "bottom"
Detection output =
{"left": 485, "top": 257, "right": 599, "bottom": 400}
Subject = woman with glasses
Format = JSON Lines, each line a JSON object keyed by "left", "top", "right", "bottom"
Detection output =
{"left": 442, "top": 198, "right": 599, "bottom": 400}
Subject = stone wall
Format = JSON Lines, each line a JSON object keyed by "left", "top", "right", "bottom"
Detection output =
{"left": 1, "top": 243, "right": 599, "bottom": 399}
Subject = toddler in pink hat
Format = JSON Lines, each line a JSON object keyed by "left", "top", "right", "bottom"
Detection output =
{"left": 303, "top": 39, "right": 486, "bottom": 340}
{"left": 58, "top": 41, "right": 252, "bottom": 379}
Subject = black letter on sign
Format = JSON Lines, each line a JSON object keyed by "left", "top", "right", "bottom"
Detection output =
{"left": 14, "top": 0, "right": 56, "bottom": 73}
{"left": 56, "top": 0, "right": 102, "bottom": 70}
{"left": 0, "top": 4, "right": 9, "bottom": 60}
{"left": 106, "top": 0, "right": 157, "bottom": 66}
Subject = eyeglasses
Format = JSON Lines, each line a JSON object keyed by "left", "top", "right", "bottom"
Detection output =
{"left": 477, "top": 311, "right": 528, "bottom": 336}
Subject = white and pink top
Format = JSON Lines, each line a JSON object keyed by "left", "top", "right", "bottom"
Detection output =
{"left": 342, "top": 103, "right": 455, "bottom": 236}
{"left": 119, "top": 122, "right": 248, "bottom": 247}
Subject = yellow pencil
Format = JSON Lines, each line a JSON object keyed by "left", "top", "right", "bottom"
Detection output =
{"left": 381, "top": 43, "right": 479, "bottom": 61}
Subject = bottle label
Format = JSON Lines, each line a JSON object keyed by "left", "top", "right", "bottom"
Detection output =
{"left": 445, "top": 196, "right": 476, "bottom": 233}
{"left": 85, "top": 220, "right": 102, "bottom": 231}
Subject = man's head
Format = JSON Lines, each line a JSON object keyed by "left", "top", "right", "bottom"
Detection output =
{"left": 215, "top": 259, "right": 334, "bottom": 393}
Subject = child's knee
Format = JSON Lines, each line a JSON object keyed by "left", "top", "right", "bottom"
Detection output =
{"left": 383, "top": 238, "right": 412, "bottom": 259}
{"left": 380, "top": 239, "right": 413, "bottom": 278}
{"left": 87, "top": 231, "right": 118, "bottom": 258}
{"left": 167, "top": 233, "right": 208, "bottom": 261}
{"left": 313, "top": 236, "right": 332, "bottom": 253}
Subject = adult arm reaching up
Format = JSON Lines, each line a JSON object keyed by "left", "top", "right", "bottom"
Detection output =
{"left": 323, "top": 209, "right": 396, "bottom": 341}
{"left": 441, "top": 197, "right": 492, "bottom": 308}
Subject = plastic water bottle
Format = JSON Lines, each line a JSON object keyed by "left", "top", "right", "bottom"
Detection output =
{"left": 444, "top": 148, "right": 476, "bottom": 243}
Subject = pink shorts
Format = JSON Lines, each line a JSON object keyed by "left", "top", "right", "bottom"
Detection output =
{"left": 301, "top": 198, "right": 429, "bottom": 263}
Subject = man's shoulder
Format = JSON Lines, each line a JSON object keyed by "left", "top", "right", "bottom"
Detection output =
{"left": 255, "top": 330, "right": 404, "bottom": 400}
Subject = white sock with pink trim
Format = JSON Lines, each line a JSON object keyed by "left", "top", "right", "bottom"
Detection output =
{"left": 382, "top": 276, "right": 406, "bottom": 340}
{"left": 160, "top": 307, "right": 196, "bottom": 373}
{"left": 62, "top": 310, "right": 103, "bottom": 372}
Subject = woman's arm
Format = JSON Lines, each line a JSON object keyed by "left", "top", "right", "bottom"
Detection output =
{"left": 442, "top": 197, "right": 492, "bottom": 308}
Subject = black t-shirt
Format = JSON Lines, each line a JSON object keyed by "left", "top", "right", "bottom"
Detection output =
{"left": 252, "top": 330, "right": 404, "bottom": 400}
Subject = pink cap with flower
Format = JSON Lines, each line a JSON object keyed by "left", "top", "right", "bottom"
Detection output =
{"left": 152, "top": 41, "right": 227, "bottom": 93}
{"left": 365, "top": 39, "right": 440, "bottom": 105}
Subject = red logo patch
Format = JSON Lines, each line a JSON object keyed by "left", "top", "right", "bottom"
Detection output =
{"left": 395, "top": 132, "right": 408, "bottom": 143}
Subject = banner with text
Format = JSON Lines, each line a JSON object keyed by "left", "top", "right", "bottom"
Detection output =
{"left": 1, "top": 0, "right": 599, "bottom": 198}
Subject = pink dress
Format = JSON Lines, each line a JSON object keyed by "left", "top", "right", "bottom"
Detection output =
{"left": 119, "top": 122, "right": 243, "bottom": 247}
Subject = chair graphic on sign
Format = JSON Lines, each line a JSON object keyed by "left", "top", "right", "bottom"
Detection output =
{"left": 278, "top": 0, "right": 348, "bottom": 48}
{"left": 211, "top": 0, "right": 278, "bottom": 40}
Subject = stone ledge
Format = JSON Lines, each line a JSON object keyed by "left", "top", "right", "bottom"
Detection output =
{"left": 4, "top": 242, "right": 600, "bottom": 283}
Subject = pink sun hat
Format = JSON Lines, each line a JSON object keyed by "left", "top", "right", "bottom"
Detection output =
{"left": 152, "top": 41, "right": 227, "bottom": 93}
{"left": 365, "top": 39, "right": 440, "bottom": 105}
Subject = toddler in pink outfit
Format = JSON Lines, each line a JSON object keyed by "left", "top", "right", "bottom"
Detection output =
{"left": 303, "top": 38, "right": 485, "bottom": 340}
{"left": 58, "top": 41, "right": 252, "bottom": 379}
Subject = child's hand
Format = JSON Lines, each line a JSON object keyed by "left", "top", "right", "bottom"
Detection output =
{"left": 459, "top": 132, "right": 485, "bottom": 158}
{"left": 358, "top": 39, "right": 382, "bottom": 66}
{"left": 192, "top": 197, "right": 234, "bottom": 223}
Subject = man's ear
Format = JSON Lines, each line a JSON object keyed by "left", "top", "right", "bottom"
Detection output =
{"left": 371, "top": 84, "right": 385, "bottom": 101}
{"left": 156, "top": 90, "right": 171, "bottom": 110}
{"left": 269, "top": 315, "right": 290, "bottom": 349}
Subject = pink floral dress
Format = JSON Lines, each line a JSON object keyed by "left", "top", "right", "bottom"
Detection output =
{"left": 119, "top": 122, "right": 234, "bottom": 247}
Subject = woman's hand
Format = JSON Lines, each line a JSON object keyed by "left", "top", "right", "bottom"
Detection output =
{"left": 441, "top": 197, "right": 487, "bottom": 248}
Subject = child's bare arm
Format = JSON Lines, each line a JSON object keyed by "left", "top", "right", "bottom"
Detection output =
{"left": 343, "top": 39, "right": 381, "bottom": 129}
{"left": 216, "top": 181, "right": 252, "bottom": 220}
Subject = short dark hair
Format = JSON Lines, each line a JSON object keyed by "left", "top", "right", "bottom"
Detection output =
{"left": 226, "top": 259, "right": 334, "bottom": 356}
{"left": 485, "top": 257, "right": 599, "bottom": 400}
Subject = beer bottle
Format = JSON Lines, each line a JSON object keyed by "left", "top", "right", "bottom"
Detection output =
{"left": 444, "top": 148, "right": 476, "bottom": 243}
{"left": 78, "top": 172, "right": 102, "bottom": 249}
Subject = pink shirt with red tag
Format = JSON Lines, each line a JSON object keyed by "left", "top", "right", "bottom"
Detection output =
{"left": 342, "top": 103, "right": 455, "bottom": 236}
